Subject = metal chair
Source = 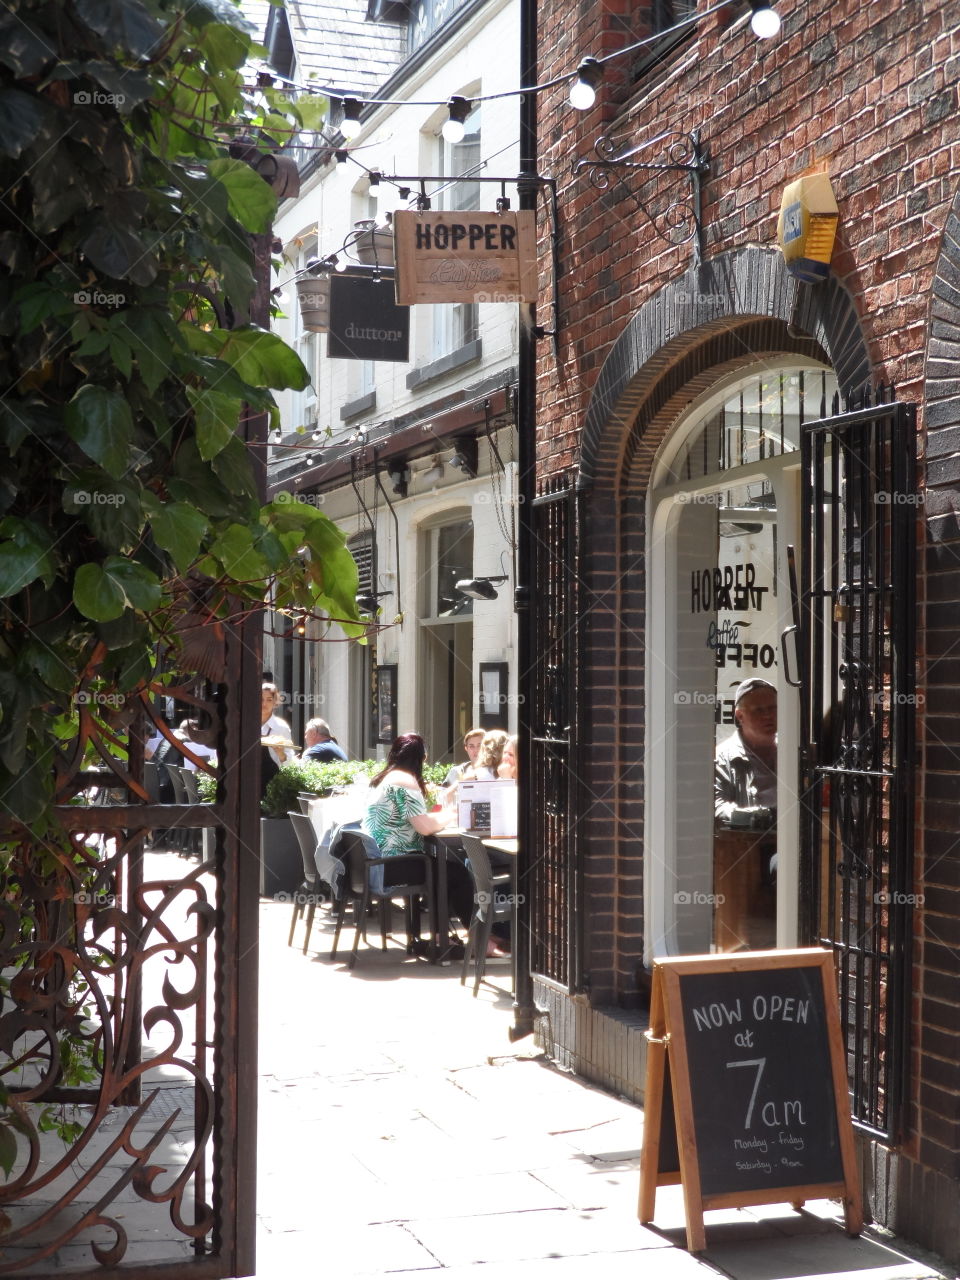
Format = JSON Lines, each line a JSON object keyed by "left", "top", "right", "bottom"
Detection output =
{"left": 459, "top": 833, "right": 513, "bottom": 996}
{"left": 287, "top": 811, "right": 330, "bottom": 954}
{"left": 330, "top": 829, "right": 435, "bottom": 968}
{"left": 162, "top": 762, "right": 190, "bottom": 854}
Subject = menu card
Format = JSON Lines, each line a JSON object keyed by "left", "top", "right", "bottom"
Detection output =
{"left": 457, "top": 779, "right": 516, "bottom": 834}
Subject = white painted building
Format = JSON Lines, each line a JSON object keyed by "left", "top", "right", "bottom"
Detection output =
{"left": 257, "top": 0, "right": 521, "bottom": 763}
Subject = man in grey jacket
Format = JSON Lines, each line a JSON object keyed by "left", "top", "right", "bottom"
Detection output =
{"left": 714, "top": 678, "right": 777, "bottom": 828}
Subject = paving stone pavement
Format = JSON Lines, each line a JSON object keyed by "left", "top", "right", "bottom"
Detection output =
{"left": 255, "top": 898, "right": 957, "bottom": 1280}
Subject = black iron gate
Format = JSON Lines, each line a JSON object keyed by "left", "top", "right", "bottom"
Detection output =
{"left": 0, "top": 628, "right": 261, "bottom": 1277}
{"left": 799, "top": 396, "right": 917, "bottom": 1141}
{"left": 528, "top": 481, "right": 582, "bottom": 992}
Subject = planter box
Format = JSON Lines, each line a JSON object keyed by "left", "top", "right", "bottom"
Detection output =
{"left": 259, "top": 817, "right": 304, "bottom": 900}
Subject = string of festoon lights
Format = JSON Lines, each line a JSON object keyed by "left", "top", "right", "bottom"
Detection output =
{"left": 258, "top": 0, "right": 781, "bottom": 146}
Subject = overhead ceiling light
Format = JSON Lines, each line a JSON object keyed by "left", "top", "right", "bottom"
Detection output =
{"left": 339, "top": 97, "right": 363, "bottom": 140}
{"left": 569, "top": 57, "right": 603, "bottom": 111}
{"left": 442, "top": 96, "right": 471, "bottom": 144}
{"left": 455, "top": 575, "right": 508, "bottom": 601}
{"left": 749, "top": 0, "right": 781, "bottom": 38}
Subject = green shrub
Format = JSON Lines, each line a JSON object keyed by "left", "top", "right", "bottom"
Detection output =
{"left": 261, "top": 757, "right": 377, "bottom": 817}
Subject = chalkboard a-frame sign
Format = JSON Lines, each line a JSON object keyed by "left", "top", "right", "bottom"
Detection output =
{"left": 638, "top": 949, "right": 862, "bottom": 1252}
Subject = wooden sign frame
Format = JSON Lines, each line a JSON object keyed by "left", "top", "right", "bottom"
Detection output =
{"left": 638, "top": 948, "right": 862, "bottom": 1252}
{"left": 393, "top": 209, "right": 537, "bottom": 305}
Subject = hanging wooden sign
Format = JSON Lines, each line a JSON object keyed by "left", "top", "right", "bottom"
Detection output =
{"left": 393, "top": 209, "right": 537, "bottom": 305}
{"left": 638, "top": 948, "right": 862, "bottom": 1252}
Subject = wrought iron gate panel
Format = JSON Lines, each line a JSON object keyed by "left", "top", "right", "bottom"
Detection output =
{"left": 0, "top": 620, "right": 260, "bottom": 1275}
{"left": 528, "top": 482, "right": 582, "bottom": 992}
{"left": 800, "top": 397, "right": 916, "bottom": 1142}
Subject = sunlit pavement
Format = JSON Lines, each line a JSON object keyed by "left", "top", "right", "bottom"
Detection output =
{"left": 254, "top": 895, "right": 955, "bottom": 1280}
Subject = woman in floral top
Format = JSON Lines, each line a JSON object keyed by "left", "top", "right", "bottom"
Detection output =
{"left": 363, "top": 733, "right": 473, "bottom": 937}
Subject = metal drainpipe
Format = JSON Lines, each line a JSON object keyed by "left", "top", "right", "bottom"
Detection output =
{"left": 510, "top": 0, "right": 538, "bottom": 1043}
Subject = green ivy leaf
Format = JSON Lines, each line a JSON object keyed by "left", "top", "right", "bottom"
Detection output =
{"left": 291, "top": 95, "right": 327, "bottom": 131}
{"left": 0, "top": 89, "right": 48, "bottom": 158}
{"left": 80, "top": 223, "right": 157, "bottom": 286}
{"left": 73, "top": 557, "right": 160, "bottom": 621}
{"left": 210, "top": 433, "right": 257, "bottom": 498}
{"left": 73, "top": 562, "right": 125, "bottom": 621}
{"left": 0, "top": 760, "right": 51, "bottom": 825}
{"left": 184, "top": 325, "right": 309, "bottom": 390}
{"left": 147, "top": 500, "right": 208, "bottom": 572}
{"left": 73, "top": 0, "right": 166, "bottom": 61}
{"left": 0, "top": 1123, "right": 18, "bottom": 1177}
{"left": 64, "top": 385, "right": 133, "bottom": 479}
{"left": 198, "top": 21, "right": 250, "bottom": 69}
{"left": 187, "top": 387, "right": 242, "bottom": 460}
{"left": 0, "top": 519, "right": 56, "bottom": 597}
{"left": 208, "top": 523, "right": 268, "bottom": 583}
{"left": 207, "top": 158, "right": 277, "bottom": 234}
{"left": 0, "top": 16, "right": 54, "bottom": 77}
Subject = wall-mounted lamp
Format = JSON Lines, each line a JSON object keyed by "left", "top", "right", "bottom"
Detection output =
{"left": 749, "top": 0, "right": 781, "bottom": 38}
{"left": 569, "top": 57, "right": 603, "bottom": 111}
{"left": 339, "top": 97, "right": 363, "bottom": 140}
{"left": 387, "top": 462, "right": 410, "bottom": 497}
{"left": 357, "top": 590, "right": 393, "bottom": 615}
{"left": 455, "top": 575, "right": 508, "bottom": 601}
{"left": 442, "top": 96, "right": 472, "bottom": 144}
{"left": 449, "top": 437, "right": 478, "bottom": 478}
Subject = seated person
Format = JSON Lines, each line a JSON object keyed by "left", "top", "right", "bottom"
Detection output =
{"left": 302, "top": 717, "right": 348, "bottom": 763}
{"left": 363, "top": 733, "right": 473, "bottom": 942}
{"left": 464, "top": 729, "right": 508, "bottom": 781}
{"left": 443, "top": 728, "right": 484, "bottom": 786}
{"left": 715, "top": 679, "right": 777, "bottom": 827}
{"left": 715, "top": 678, "right": 777, "bottom": 889}
{"left": 497, "top": 734, "right": 518, "bottom": 780}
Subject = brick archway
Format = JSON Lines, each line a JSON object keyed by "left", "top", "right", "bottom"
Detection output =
{"left": 572, "top": 247, "right": 872, "bottom": 1006}
{"left": 577, "top": 245, "right": 871, "bottom": 490}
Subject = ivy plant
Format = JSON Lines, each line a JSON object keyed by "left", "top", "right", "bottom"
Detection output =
{"left": 0, "top": 0, "right": 359, "bottom": 1171}
{"left": 0, "top": 0, "right": 359, "bottom": 830}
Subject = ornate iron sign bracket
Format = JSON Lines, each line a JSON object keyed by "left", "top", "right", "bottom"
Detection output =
{"left": 574, "top": 128, "right": 709, "bottom": 267}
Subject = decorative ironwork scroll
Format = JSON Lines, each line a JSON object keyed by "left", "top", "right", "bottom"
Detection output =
{"left": 574, "top": 129, "right": 709, "bottom": 265}
{"left": 0, "top": 628, "right": 260, "bottom": 1275}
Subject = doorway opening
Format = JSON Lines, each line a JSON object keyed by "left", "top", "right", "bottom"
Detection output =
{"left": 645, "top": 362, "right": 837, "bottom": 961}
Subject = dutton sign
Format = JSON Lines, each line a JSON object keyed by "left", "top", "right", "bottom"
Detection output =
{"left": 328, "top": 273, "right": 410, "bottom": 362}
{"left": 393, "top": 209, "right": 537, "bottom": 305}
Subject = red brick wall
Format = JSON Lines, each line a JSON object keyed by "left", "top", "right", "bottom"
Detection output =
{"left": 533, "top": 0, "right": 960, "bottom": 1239}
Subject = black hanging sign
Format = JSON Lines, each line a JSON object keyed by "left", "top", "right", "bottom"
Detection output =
{"left": 328, "top": 273, "right": 409, "bottom": 362}
{"left": 638, "top": 948, "right": 862, "bottom": 1252}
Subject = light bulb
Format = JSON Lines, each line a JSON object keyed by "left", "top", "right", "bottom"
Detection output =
{"left": 442, "top": 96, "right": 470, "bottom": 146}
{"left": 368, "top": 175, "right": 381, "bottom": 202}
{"left": 568, "top": 78, "right": 596, "bottom": 111}
{"left": 339, "top": 98, "right": 363, "bottom": 139}
{"left": 335, "top": 256, "right": 348, "bottom": 272}
{"left": 568, "top": 57, "right": 602, "bottom": 111}
{"left": 750, "top": 2, "right": 781, "bottom": 37}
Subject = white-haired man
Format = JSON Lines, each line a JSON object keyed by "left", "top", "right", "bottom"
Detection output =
{"left": 301, "top": 718, "right": 348, "bottom": 763}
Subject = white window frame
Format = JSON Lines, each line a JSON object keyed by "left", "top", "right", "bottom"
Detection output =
{"left": 643, "top": 360, "right": 836, "bottom": 965}
{"left": 432, "top": 104, "right": 481, "bottom": 359}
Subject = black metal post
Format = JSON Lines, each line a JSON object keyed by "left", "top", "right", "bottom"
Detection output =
{"left": 510, "top": 0, "right": 538, "bottom": 1042}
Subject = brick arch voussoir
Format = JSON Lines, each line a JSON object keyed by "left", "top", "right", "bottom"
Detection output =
{"left": 577, "top": 246, "right": 872, "bottom": 490}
